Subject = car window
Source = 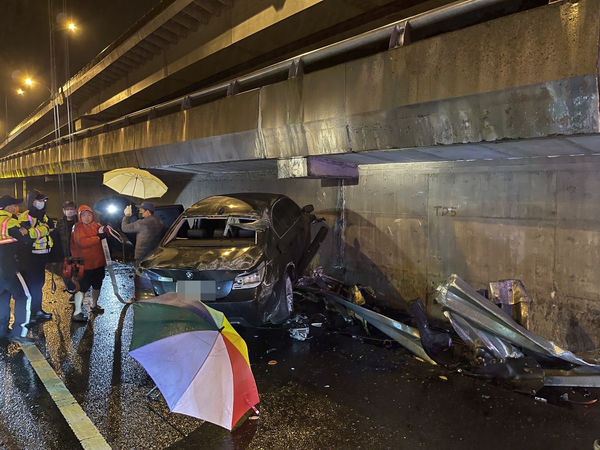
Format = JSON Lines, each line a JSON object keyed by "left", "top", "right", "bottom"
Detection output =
{"left": 154, "top": 205, "right": 184, "bottom": 229}
{"left": 271, "top": 198, "right": 301, "bottom": 237}
{"left": 164, "top": 216, "right": 259, "bottom": 247}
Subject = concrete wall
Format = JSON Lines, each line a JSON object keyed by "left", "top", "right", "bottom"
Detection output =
{"left": 343, "top": 157, "right": 600, "bottom": 352}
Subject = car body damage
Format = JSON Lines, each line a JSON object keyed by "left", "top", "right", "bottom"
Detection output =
{"left": 135, "top": 193, "right": 327, "bottom": 325}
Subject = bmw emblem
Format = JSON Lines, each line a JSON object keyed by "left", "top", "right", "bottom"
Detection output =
{"left": 186, "top": 271, "right": 193, "bottom": 280}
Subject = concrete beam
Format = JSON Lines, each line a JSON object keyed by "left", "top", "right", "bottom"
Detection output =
{"left": 181, "top": 4, "right": 210, "bottom": 23}
{"left": 193, "top": 0, "right": 220, "bottom": 15}
{"left": 153, "top": 27, "right": 180, "bottom": 44}
{"left": 75, "top": 0, "right": 424, "bottom": 120}
{"left": 170, "top": 14, "right": 201, "bottom": 30}
{"left": 278, "top": 156, "right": 358, "bottom": 179}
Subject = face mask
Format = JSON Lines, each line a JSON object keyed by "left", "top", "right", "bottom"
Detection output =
{"left": 64, "top": 209, "right": 77, "bottom": 218}
{"left": 33, "top": 200, "right": 45, "bottom": 210}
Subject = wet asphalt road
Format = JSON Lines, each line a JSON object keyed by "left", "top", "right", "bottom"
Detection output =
{"left": 0, "top": 263, "right": 599, "bottom": 449}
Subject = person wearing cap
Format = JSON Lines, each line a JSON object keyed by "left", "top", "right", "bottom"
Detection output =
{"left": 0, "top": 195, "right": 35, "bottom": 343}
{"left": 121, "top": 202, "right": 165, "bottom": 263}
{"left": 55, "top": 201, "right": 78, "bottom": 258}
{"left": 18, "top": 190, "right": 54, "bottom": 323}
{"left": 70, "top": 205, "right": 106, "bottom": 322}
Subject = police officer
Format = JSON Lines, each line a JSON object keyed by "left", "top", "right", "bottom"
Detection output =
{"left": 18, "top": 191, "right": 54, "bottom": 323}
{"left": 0, "top": 195, "right": 34, "bottom": 343}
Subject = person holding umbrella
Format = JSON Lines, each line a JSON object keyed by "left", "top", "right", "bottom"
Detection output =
{"left": 121, "top": 202, "right": 165, "bottom": 264}
{"left": 70, "top": 205, "right": 107, "bottom": 322}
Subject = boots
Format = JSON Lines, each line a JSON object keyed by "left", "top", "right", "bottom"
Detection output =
{"left": 90, "top": 289, "right": 104, "bottom": 314}
{"left": 72, "top": 292, "right": 87, "bottom": 322}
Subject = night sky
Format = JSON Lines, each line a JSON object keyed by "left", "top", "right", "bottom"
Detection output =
{"left": 0, "top": 0, "right": 162, "bottom": 135}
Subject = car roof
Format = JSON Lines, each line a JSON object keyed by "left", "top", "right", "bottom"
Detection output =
{"left": 185, "top": 193, "right": 291, "bottom": 216}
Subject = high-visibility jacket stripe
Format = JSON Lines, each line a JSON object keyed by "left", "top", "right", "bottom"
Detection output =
{"left": 18, "top": 211, "right": 53, "bottom": 252}
{"left": 0, "top": 216, "right": 17, "bottom": 245}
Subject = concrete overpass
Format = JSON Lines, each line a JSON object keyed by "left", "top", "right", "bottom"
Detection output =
{"left": 2, "top": 0, "right": 600, "bottom": 353}
{"left": 3, "top": 0, "right": 477, "bottom": 156}
{"left": 0, "top": 0, "right": 596, "bottom": 178}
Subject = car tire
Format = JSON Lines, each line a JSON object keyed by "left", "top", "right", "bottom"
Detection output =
{"left": 271, "top": 272, "right": 293, "bottom": 324}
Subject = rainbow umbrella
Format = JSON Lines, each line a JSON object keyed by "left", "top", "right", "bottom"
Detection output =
{"left": 129, "top": 292, "right": 259, "bottom": 430}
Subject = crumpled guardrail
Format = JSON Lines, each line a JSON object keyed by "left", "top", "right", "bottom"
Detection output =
{"left": 435, "top": 274, "right": 600, "bottom": 370}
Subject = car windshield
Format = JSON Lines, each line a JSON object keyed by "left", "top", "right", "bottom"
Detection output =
{"left": 163, "top": 216, "right": 261, "bottom": 247}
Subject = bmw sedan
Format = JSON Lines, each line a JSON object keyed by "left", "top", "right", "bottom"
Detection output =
{"left": 134, "top": 193, "right": 326, "bottom": 325}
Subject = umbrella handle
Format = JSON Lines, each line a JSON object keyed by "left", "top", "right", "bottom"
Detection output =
{"left": 246, "top": 401, "right": 259, "bottom": 415}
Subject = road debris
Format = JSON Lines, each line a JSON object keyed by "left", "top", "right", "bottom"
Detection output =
{"left": 291, "top": 268, "right": 600, "bottom": 397}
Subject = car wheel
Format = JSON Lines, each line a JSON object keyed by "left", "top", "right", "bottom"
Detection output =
{"left": 271, "top": 272, "right": 293, "bottom": 324}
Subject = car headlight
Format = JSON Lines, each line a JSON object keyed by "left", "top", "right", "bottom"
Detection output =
{"left": 135, "top": 268, "right": 173, "bottom": 282}
{"left": 232, "top": 263, "right": 265, "bottom": 290}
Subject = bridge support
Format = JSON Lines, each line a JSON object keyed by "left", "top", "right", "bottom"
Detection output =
{"left": 277, "top": 156, "right": 358, "bottom": 180}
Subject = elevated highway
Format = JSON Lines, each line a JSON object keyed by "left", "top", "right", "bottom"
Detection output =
{"left": 2, "top": 0, "right": 470, "bottom": 157}
{"left": 0, "top": 0, "right": 597, "bottom": 179}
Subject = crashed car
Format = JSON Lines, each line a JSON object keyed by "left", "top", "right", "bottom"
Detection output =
{"left": 134, "top": 193, "right": 326, "bottom": 325}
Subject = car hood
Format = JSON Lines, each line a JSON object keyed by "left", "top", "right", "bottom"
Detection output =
{"left": 141, "top": 245, "right": 264, "bottom": 272}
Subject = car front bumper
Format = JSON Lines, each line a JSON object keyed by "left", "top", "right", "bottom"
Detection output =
{"left": 133, "top": 273, "right": 263, "bottom": 326}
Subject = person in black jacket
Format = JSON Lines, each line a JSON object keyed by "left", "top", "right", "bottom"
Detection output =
{"left": 52, "top": 201, "right": 78, "bottom": 297}
{"left": 0, "top": 195, "right": 35, "bottom": 343}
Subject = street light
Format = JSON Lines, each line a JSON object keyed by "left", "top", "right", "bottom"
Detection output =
{"left": 67, "top": 22, "right": 77, "bottom": 32}
{"left": 21, "top": 77, "right": 53, "bottom": 96}
{"left": 16, "top": 88, "right": 25, "bottom": 96}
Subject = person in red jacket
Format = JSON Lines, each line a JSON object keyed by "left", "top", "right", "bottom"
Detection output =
{"left": 70, "top": 205, "right": 106, "bottom": 322}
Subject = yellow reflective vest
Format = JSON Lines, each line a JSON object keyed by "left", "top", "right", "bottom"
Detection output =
{"left": 18, "top": 210, "right": 53, "bottom": 254}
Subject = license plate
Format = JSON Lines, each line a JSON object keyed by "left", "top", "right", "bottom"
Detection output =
{"left": 176, "top": 280, "right": 217, "bottom": 301}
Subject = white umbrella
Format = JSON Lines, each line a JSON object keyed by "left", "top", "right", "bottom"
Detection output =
{"left": 103, "top": 168, "right": 167, "bottom": 199}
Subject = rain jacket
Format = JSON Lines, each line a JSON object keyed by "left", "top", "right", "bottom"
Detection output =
{"left": 121, "top": 214, "right": 165, "bottom": 260}
{"left": 70, "top": 205, "right": 106, "bottom": 270}
{"left": 0, "top": 210, "right": 33, "bottom": 281}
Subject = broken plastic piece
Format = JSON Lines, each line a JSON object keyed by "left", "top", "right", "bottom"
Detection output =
{"left": 289, "top": 327, "right": 310, "bottom": 341}
{"left": 351, "top": 285, "right": 366, "bottom": 305}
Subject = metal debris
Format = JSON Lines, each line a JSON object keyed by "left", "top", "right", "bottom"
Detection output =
{"left": 435, "top": 274, "right": 600, "bottom": 370}
{"left": 320, "top": 291, "right": 436, "bottom": 365}
{"left": 289, "top": 327, "right": 310, "bottom": 341}
{"left": 488, "top": 279, "right": 530, "bottom": 329}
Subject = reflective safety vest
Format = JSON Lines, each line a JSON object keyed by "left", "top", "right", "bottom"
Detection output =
{"left": 0, "top": 211, "right": 18, "bottom": 246}
{"left": 19, "top": 211, "right": 53, "bottom": 254}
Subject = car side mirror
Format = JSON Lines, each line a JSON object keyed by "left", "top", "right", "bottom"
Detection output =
{"left": 302, "top": 204, "right": 314, "bottom": 214}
